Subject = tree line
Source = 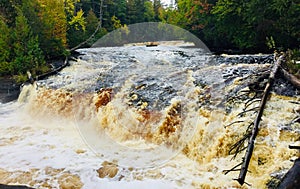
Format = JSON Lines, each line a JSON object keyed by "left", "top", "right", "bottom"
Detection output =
{"left": 0, "top": 0, "right": 299, "bottom": 81}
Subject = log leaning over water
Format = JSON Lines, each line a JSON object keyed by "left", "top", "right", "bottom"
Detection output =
{"left": 35, "top": 57, "right": 69, "bottom": 81}
{"left": 235, "top": 55, "right": 284, "bottom": 185}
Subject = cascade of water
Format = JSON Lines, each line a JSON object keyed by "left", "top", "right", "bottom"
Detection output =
{"left": 0, "top": 45, "right": 299, "bottom": 188}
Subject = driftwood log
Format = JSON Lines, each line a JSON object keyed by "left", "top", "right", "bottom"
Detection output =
{"left": 235, "top": 55, "right": 284, "bottom": 185}
{"left": 224, "top": 53, "right": 300, "bottom": 186}
{"left": 223, "top": 55, "right": 289, "bottom": 185}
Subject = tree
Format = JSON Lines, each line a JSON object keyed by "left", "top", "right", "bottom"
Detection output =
{"left": 37, "top": 0, "right": 68, "bottom": 58}
{"left": 0, "top": 16, "right": 12, "bottom": 75}
{"left": 269, "top": 0, "right": 300, "bottom": 49}
{"left": 65, "top": 0, "right": 86, "bottom": 32}
{"left": 126, "top": 0, "right": 153, "bottom": 24}
{"left": 85, "top": 9, "right": 107, "bottom": 45}
{"left": 144, "top": 1, "right": 155, "bottom": 22}
{"left": 153, "top": 0, "right": 163, "bottom": 21}
{"left": 11, "top": 9, "right": 45, "bottom": 75}
{"left": 205, "top": 0, "right": 300, "bottom": 52}
{"left": 0, "top": 0, "right": 20, "bottom": 26}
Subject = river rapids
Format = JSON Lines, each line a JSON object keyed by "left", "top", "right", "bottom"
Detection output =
{"left": 0, "top": 44, "right": 299, "bottom": 189}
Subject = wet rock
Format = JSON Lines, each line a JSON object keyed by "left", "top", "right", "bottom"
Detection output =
{"left": 277, "top": 158, "right": 300, "bottom": 189}
{"left": 0, "top": 78, "right": 20, "bottom": 103}
{"left": 75, "top": 149, "right": 86, "bottom": 154}
{"left": 97, "top": 161, "right": 119, "bottom": 178}
{"left": 267, "top": 169, "right": 288, "bottom": 189}
{"left": 58, "top": 173, "right": 83, "bottom": 189}
{"left": 273, "top": 77, "right": 300, "bottom": 97}
{"left": 94, "top": 88, "right": 113, "bottom": 110}
{"left": 215, "top": 54, "right": 274, "bottom": 65}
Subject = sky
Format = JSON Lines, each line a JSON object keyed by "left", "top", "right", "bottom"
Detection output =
{"left": 160, "top": 0, "right": 173, "bottom": 6}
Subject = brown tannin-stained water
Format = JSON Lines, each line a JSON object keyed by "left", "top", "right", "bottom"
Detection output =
{"left": 0, "top": 45, "right": 299, "bottom": 189}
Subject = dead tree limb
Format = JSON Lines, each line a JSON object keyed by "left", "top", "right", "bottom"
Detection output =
{"left": 280, "top": 68, "right": 300, "bottom": 89}
{"left": 24, "top": 56, "right": 69, "bottom": 85}
{"left": 235, "top": 55, "right": 284, "bottom": 185}
{"left": 35, "top": 57, "right": 69, "bottom": 81}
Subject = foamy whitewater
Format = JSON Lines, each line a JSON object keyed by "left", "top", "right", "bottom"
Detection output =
{"left": 0, "top": 45, "right": 299, "bottom": 189}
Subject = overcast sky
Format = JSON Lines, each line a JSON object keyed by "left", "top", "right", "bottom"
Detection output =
{"left": 160, "top": 0, "right": 173, "bottom": 6}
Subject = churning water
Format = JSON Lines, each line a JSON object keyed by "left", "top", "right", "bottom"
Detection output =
{"left": 0, "top": 44, "right": 299, "bottom": 188}
{"left": 0, "top": 22, "right": 299, "bottom": 188}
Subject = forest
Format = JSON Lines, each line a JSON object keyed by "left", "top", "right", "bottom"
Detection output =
{"left": 0, "top": 0, "right": 299, "bottom": 81}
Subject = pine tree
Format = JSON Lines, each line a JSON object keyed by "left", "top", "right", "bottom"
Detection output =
{"left": 11, "top": 9, "right": 45, "bottom": 75}
{"left": 38, "top": 0, "right": 68, "bottom": 58}
{"left": 0, "top": 17, "right": 12, "bottom": 75}
{"left": 153, "top": 0, "right": 163, "bottom": 21}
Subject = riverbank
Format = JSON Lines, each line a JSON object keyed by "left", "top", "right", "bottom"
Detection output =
{"left": 0, "top": 59, "right": 67, "bottom": 103}
{"left": 0, "top": 77, "right": 20, "bottom": 103}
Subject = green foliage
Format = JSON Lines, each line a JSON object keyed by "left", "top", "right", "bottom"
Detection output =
{"left": 206, "top": 0, "right": 299, "bottom": 51}
{"left": 111, "top": 16, "right": 123, "bottom": 30}
{"left": 13, "top": 73, "right": 29, "bottom": 83}
{"left": 67, "top": 9, "right": 107, "bottom": 48}
{"left": 68, "top": 9, "right": 86, "bottom": 31}
{"left": 284, "top": 49, "right": 300, "bottom": 78}
{"left": 11, "top": 9, "right": 45, "bottom": 76}
{"left": 85, "top": 10, "right": 107, "bottom": 44}
{"left": 144, "top": 1, "right": 155, "bottom": 22}
{"left": 38, "top": 0, "right": 68, "bottom": 58}
{"left": 1, "top": 0, "right": 299, "bottom": 79}
{"left": 0, "top": 0, "right": 19, "bottom": 26}
{"left": 153, "top": 0, "right": 163, "bottom": 21}
{"left": 0, "top": 17, "right": 12, "bottom": 75}
{"left": 266, "top": 36, "right": 276, "bottom": 50}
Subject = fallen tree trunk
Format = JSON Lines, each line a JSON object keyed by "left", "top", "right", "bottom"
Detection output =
{"left": 236, "top": 55, "right": 284, "bottom": 185}
{"left": 25, "top": 56, "right": 69, "bottom": 84}
{"left": 35, "top": 57, "right": 69, "bottom": 81}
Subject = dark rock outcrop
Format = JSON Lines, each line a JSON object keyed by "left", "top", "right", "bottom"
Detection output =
{"left": 0, "top": 184, "right": 34, "bottom": 189}
{"left": 278, "top": 158, "right": 300, "bottom": 189}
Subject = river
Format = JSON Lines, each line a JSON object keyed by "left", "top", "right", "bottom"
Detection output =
{"left": 0, "top": 44, "right": 299, "bottom": 189}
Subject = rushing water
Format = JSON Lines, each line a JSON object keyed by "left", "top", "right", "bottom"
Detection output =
{"left": 0, "top": 44, "right": 299, "bottom": 189}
